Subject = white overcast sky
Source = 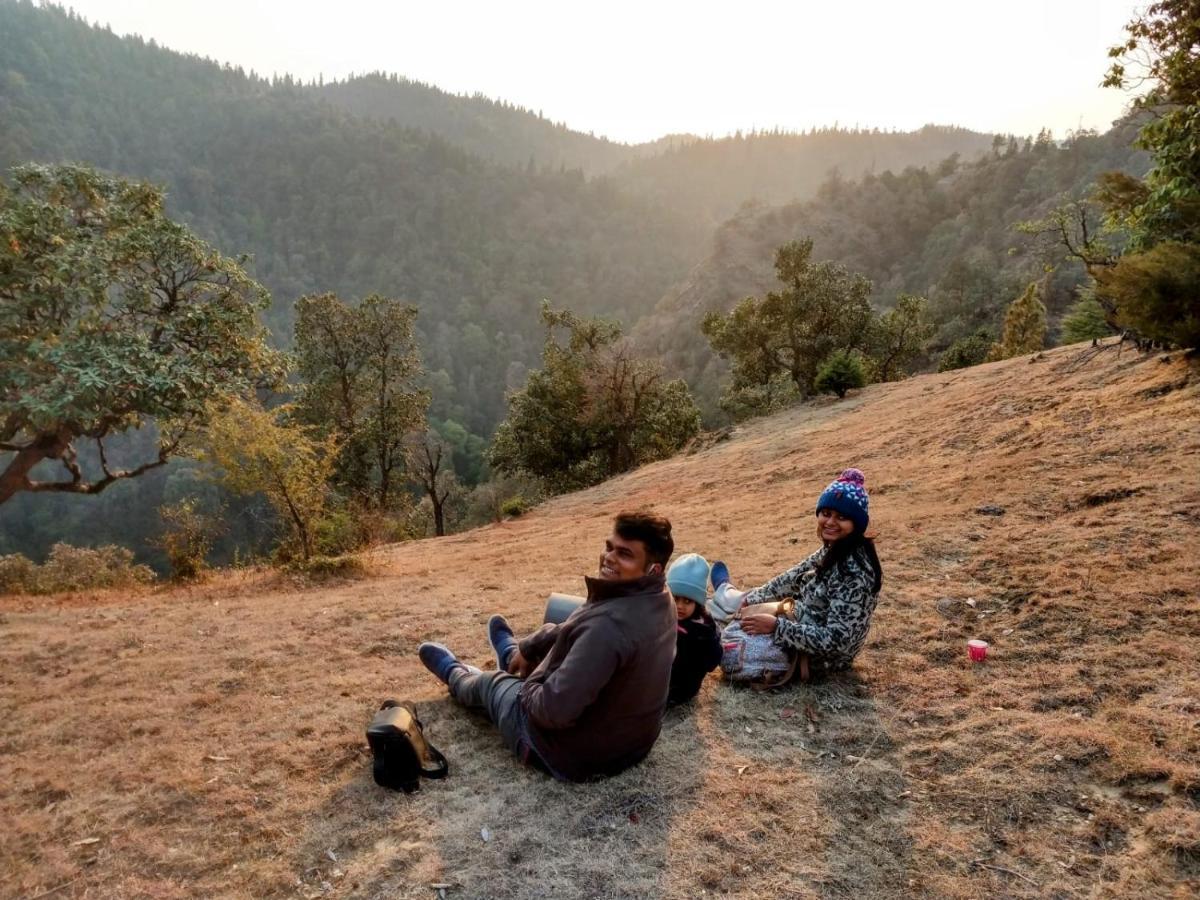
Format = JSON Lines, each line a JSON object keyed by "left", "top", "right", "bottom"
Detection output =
{"left": 57, "top": 0, "right": 1140, "bottom": 144}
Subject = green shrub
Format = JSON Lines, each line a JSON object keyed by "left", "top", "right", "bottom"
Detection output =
{"left": 0, "top": 544, "right": 155, "bottom": 595}
{"left": 0, "top": 554, "right": 37, "bottom": 594}
{"left": 1060, "top": 292, "right": 1115, "bottom": 344}
{"left": 289, "top": 554, "right": 366, "bottom": 578}
{"left": 1096, "top": 241, "right": 1200, "bottom": 349}
{"left": 157, "top": 499, "right": 221, "bottom": 581}
{"left": 813, "top": 350, "right": 867, "bottom": 399}
{"left": 718, "top": 373, "right": 801, "bottom": 422}
{"left": 500, "top": 496, "right": 528, "bottom": 518}
{"left": 938, "top": 330, "right": 994, "bottom": 372}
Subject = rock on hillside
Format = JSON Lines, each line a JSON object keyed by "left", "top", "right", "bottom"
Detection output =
{"left": 2, "top": 342, "right": 1197, "bottom": 898}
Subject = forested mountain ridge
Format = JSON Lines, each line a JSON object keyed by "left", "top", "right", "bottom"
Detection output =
{"left": 319, "top": 73, "right": 996, "bottom": 225}
{"left": 0, "top": 1, "right": 1001, "bottom": 435}
{"left": 636, "top": 123, "right": 1151, "bottom": 419}
{"left": 610, "top": 124, "right": 997, "bottom": 229}
{"left": 316, "top": 73, "right": 654, "bottom": 173}
{"left": 0, "top": 0, "right": 705, "bottom": 437}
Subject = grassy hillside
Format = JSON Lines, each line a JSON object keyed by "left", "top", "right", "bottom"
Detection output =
{"left": 3, "top": 341, "right": 1197, "bottom": 898}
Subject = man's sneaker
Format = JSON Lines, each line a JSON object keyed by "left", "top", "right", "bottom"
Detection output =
{"left": 710, "top": 560, "right": 730, "bottom": 590}
{"left": 418, "top": 642, "right": 465, "bottom": 685}
{"left": 487, "top": 614, "right": 519, "bottom": 672}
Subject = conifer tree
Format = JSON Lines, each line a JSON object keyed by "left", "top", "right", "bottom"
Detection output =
{"left": 986, "top": 283, "right": 1047, "bottom": 361}
{"left": 814, "top": 350, "right": 867, "bottom": 399}
{"left": 1060, "top": 289, "right": 1115, "bottom": 344}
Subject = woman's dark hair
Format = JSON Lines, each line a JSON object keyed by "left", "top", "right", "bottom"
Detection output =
{"left": 816, "top": 531, "right": 883, "bottom": 593}
{"left": 614, "top": 511, "right": 674, "bottom": 567}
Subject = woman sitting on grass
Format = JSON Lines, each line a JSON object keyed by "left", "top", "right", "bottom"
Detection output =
{"left": 710, "top": 468, "right": 883, "bottom": 675}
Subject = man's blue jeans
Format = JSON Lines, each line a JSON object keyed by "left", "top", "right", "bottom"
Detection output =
{"left": 447, "top": 669, "right": 552, "bottom": 774}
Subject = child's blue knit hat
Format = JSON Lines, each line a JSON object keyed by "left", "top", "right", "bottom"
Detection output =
{"left": 815, "top": 468, "right": 870, "bottom": 533}
{"left": 666, "top": 553, "right": 710, "bottom": 605}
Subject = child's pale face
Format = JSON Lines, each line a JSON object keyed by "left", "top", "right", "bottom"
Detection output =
{"left": 674, "top": 596, "right": 697, "bottom": 620}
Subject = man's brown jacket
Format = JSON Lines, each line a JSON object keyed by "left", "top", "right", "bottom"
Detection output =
{"left": 517, "top": 572, "right": 675, "bottom": 781}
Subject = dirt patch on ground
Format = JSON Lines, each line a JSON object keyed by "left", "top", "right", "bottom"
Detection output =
{"left": 2, "top": 342, "right": 1198, "bottom": 898}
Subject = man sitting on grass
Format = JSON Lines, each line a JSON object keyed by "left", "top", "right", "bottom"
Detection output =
{"left": 417, "top": 511, "right": 676, "bottom": 782}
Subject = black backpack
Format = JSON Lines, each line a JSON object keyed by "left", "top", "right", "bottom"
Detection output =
{"left": 366, "top": 699, "right": 448, "bottom": 792}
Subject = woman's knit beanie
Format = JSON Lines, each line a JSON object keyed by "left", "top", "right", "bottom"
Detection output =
{"left": 815, "top": 468, "right": 870, "bottom": 533}
{"left": 666, "top": 553, "right": 710, "bottom": 605}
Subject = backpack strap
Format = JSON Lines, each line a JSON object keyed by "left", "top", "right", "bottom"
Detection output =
{"left": 750, "top": 652, "right": 800, "bottom": 692}
{"left": 398, "top": 700, "right": 449, "bottom": 780}
{"left": 419, "top": 742, "right": 449, "bottom": 779}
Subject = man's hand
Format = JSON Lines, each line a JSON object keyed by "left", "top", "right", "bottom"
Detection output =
{"left": 740, "top": 613, "right": 778, "bottom": 636}
{"left": 507, "top": 648, "right": 534, "bottom": 677}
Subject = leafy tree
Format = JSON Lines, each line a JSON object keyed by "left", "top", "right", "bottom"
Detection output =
{"left": 987, "top": 283, "right": 1047, "bottom": 361}
{"left": 868, "top": 294, "right": 935, "bottom": 381}
{"left": 814, "top": 350, "right": 868, "bottom": 399}
{"left": 406, "top": 429, "right": 460, "bottom": 537}
{"left": 0, "top": 164, "right": 282, "bottom": 505}
{"left": 716, "top": 374, "right": 801, "bottom": 422}
{"left": 200, "top": 398, "right": 339, "bottom": 562}
{"left": 1093, "top": 241, "right": 1200, "bottom": 348}
{"left": 1103, "top": 0, "right": 1200, "bottom": 247}
{"left": 938, "top": 330, "right": 995, "bottom": 371}
{"left": 702, "top": 238, "right": 874, "bottom": 413}
{"left": 433, "top": 419, "right": 488, "bottom": 485}
{"left": 1094, "top": 3, "right": 1200, "bottom": 348}
{"left": 1060, "top": 288, "right": 1116, "bottom": 344}
{"left": 489, "top": 303, "right": 701, "bottom": 492}
{"left": 293, "top": 292, "right": 428, "bottom": 510}
{"left": 1017, "top": 197, "right": 1121, "bottom": 271}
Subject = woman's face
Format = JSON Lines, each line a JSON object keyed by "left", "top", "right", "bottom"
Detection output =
{"left": 674, "top": 596, "right": 698, "bottom": 620}
{"left": 816, "top": 508, "right": 855, "bottom": 543}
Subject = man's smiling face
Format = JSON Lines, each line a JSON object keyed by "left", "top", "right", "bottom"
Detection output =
{"left": 598, "top": 532, "right": 651, "bottom": 580}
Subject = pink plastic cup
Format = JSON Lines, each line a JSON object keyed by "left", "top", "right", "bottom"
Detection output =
{"left": 967, "top": 639, "right": 989, "bottom": 662}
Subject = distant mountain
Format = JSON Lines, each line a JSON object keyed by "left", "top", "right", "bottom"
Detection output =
{"left": 317, "top": 73, "right": 647, "bottom": 174}
{"left": 635, "top": 124, "right": 1150, "bottom": 421}
{"left": 610, "top": 125, "right": 998, "bottom": 229}
{"left": 318, "top": 74, "right": 998, "bottom": 222}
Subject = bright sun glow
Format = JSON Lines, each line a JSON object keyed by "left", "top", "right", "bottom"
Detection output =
{"left": 59, "top": 0, "right": 1138, "bottom": 142}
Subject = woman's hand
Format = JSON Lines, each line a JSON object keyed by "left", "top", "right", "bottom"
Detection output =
{"left": 740, "top": 613, "right": 778, "bottom": 636}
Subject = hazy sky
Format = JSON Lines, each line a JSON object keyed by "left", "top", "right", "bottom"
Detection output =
{"left": 58, "top": 0, "right": 1140, "bottom": 144}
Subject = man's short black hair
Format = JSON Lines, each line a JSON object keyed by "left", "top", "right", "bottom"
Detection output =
{"left": 613, "top": 511, "right": 674, "bottom": 568}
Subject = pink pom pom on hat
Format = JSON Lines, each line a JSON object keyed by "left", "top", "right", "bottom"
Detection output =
{"left": 815, "top": 468, "right": 870, "bottom": 532}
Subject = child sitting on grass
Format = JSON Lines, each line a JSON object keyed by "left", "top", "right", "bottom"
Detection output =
{"left": 665, "top": 553, "right": 723, "bottom": 705}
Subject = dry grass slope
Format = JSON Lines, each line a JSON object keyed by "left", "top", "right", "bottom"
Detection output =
{"left": 2, "top": 341, "right": 1198, "bottom": 899}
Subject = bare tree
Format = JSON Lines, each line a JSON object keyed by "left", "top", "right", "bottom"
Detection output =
{"left": 406, "top": 430, "right": 459, "bottom": 537}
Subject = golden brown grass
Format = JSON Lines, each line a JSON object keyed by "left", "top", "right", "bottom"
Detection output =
{"left": 2, "top": 340, "right": 1198, "bottom": 899}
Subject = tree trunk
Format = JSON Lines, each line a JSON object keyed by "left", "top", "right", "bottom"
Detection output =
{"left": 0, "top": 430, "right": 72, "bottom": 505}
